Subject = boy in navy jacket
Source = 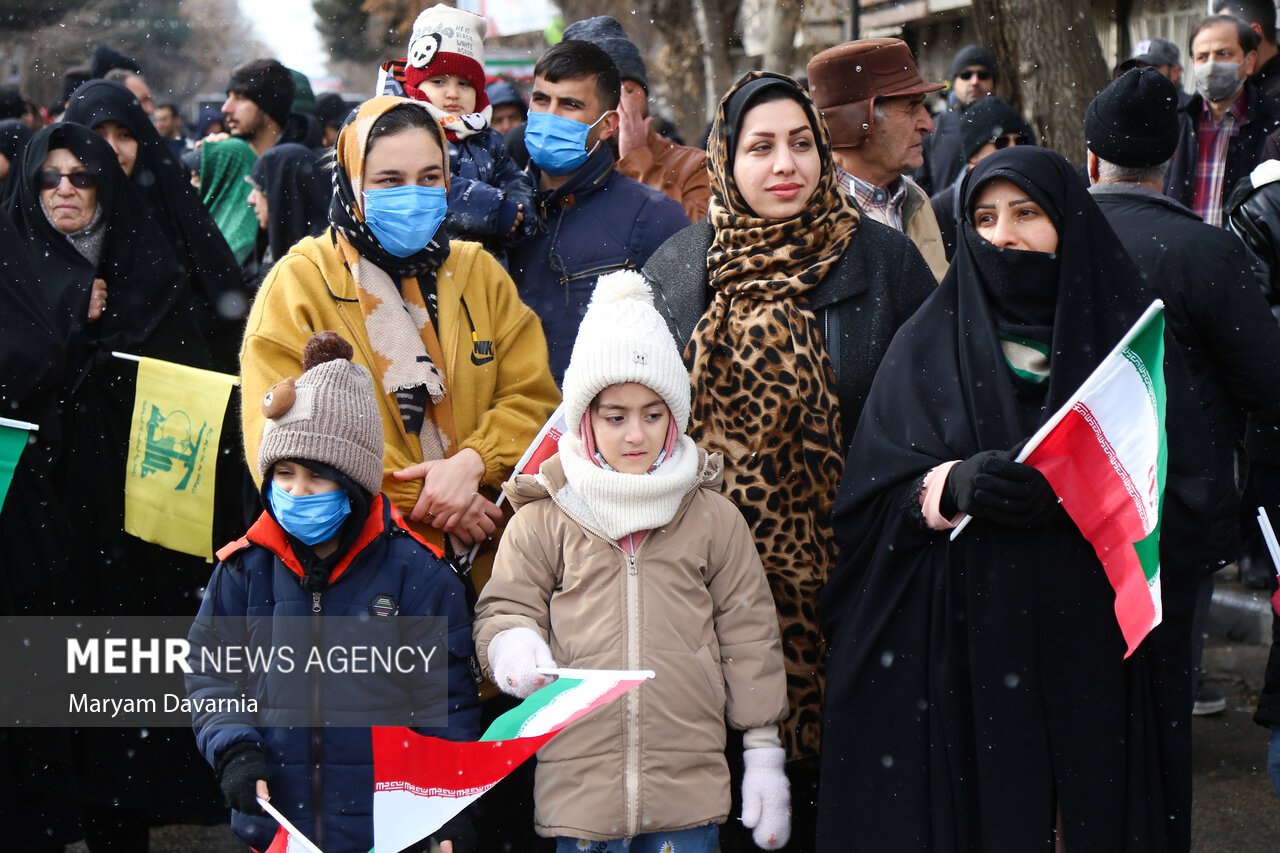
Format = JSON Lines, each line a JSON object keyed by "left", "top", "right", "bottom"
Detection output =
{"left": 187, "top": 331, "right": 480, "bottom": 853}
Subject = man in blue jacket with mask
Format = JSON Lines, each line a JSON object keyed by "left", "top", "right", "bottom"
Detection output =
{"left": 508, "top": 39, "right": 688, "bottom": 386}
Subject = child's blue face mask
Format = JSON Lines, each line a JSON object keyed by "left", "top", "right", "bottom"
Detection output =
{"left": 269, "top": 481, "right": 351, "bottom": 546}
{"left": 362, "top": 184, "right": 448, "bottom": 257}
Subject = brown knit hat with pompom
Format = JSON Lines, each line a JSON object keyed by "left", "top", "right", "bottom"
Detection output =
{"left": 257, "top": 331, "right": 384, "bottom": 496}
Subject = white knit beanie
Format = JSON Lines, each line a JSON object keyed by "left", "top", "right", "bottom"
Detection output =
{"left": 561, "top": 270, "right": 691, "bottom": 438}
{"left": 408, "top": 4, "right": 487, "bottom": 72}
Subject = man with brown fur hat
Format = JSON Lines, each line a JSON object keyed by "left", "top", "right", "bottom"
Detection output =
{"left": 807, "top": 38, "right": 949, "bottom": 281}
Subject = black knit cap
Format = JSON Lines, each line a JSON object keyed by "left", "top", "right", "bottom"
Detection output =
{"left": 951, "top": 45, "right": 997, "bottom": 80}
{"left": 314, "top": 93, "right": 350, "bottom": 130}
{"left": 0, "top": 89, "right": 24, "bottom": 120}
{"left": 562, "top": 16, "right": 648, "bottom": 91}
{"left": 89, "top": 45, "right": 141, "bottom": 80}
{"left": 227, "top": 59, "right": 295, "bottom": 129}
{"left": 1084, "top": 67, "right": 1180, "bottom": 168}
{"left": 959, "top": 97, "right": 1032, "bottom": 160}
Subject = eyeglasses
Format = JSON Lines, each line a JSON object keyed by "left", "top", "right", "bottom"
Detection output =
{"left": 957, "top": 70, "right": 994, "bottom": 82}
{"left": 992, "top": 134, "right": 1031, "bottom": 150}
{"left": 37, "top": 170, "right": 96, "bottom": 191}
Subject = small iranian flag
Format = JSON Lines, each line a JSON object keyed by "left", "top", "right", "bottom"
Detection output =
{"left": 371, "top": 668, "right": 653, "bottom": 853}
{"left": 952, "top": 300, "right": 1168, "bottom": 657}
{"left": 510, "top": 402, "right": 568, "bottom": 480}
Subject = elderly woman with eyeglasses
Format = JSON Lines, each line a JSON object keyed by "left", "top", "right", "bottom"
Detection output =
{"left": 5, "top": 122, "right": 226, "bottom": 847}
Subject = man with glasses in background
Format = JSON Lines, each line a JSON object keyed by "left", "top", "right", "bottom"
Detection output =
{"left": 916, "top": 44, "right": 997, "bottom": 196}
{"left": 808, "top": 38, "right": 950, "bottom": 281}
{"left": 928, "top": 96, "right": 1034, "bottom": 261}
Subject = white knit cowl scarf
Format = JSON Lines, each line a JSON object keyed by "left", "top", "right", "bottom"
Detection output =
{"left": 555, "top": 431, "right": 702, "bottom": 539}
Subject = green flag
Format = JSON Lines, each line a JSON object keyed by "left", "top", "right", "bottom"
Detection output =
{"left": 0, "top": 418, "right": 36, "bottom": 510}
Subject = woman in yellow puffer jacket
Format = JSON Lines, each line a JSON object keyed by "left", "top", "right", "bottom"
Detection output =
{"left": 241, "top": 95, "right": 559, "bottom": 589}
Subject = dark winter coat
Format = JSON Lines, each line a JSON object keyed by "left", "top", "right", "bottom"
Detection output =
{"left": 508, "top": 146, "right": 689, "bottom": 384}
{"left": 642, "top": 216, "right": 935, "bottom": 452}
{"left": 1259, "top": 611, "right": 1280, "bottom": 727}
{"left": 1225, "top": 165, "right": 1280, "bottom": 464}
{"left": 445, "top": 127, "right": 538, "bottom": 264}
{"left": 188, "top": 496, "right": 482, "bottom": 853}
{"left": 1092, "top": 183, "right": 1280, "bottom": 564}
{"left": 1165, "top": 82, "right": 1280, "bottom": 217}
{"left": 1226, "top": 163, "right": 1280, "bottom": 313}
{"left": 1254, "top": 53, "right": 1280, "bottom": 105}
{"left": 930, "top": 178, "right": 962, "bottom": 262}
{"left": 916, "top": 106, "right": 964, "bottom": 197}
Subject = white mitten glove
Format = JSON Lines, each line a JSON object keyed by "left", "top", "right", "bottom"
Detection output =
{"left": 741, "top": 746, "right": 790, "bottom": 850}
{"left": 487, "top": 627, "right": 556, "bottom": 698}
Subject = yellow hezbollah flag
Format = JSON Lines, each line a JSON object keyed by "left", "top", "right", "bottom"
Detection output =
{"left": 124, "top": 357, "right": 237, "bottom": 561}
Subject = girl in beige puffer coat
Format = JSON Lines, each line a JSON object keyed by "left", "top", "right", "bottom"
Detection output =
{"left": 474, "top": 270, "right": 790, "bottom": 852}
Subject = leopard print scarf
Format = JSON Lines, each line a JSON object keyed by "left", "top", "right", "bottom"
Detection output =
{"left": 686, "top": 72, "right": 858, "bottom": 760}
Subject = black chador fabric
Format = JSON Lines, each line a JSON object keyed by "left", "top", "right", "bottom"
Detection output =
{"left": 0, "top": 203, "right": 74, "bottom": 614}
{"left": 5, "top": 123, "right": 224, "bottom": 824}
{"left": 251, "top": 142, "right": 329, "bottom": 263}
{"left": 817, "top": 147, "right": 1204, "bottom": 853}
{"left": 0, "top": 209, "right": 83, "bottom": 851}
{"left": 64, "top": 79, "right": 248, "bottom": 370}
{"left": 0, "top": 118, "right": 32, "bottom": 205}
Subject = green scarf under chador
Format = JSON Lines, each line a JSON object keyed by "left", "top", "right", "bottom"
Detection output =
{"left": 199, "top": 138, "right": 259, "bottom": 265}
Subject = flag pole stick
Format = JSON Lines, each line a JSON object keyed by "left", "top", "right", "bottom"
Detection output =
{"left": 1257, "top": 507, "right": 1280, "bottom": 577}
{"left": 465, "top": 403, "right": 565, "bottom": 563}
{"left": 950, "top": 299, "right": 1165, "bottom": 541}
{"left": 110, "top": 351, "right": 241, "bottom": 385}
{"left": 536, "top": 667, "right": 655, "bottom": 680}
{"left": 0, "top": 417, "right": 39, "bottom": 431}
{"left": 258, "top": 797, "right": 324, "bottom": 853}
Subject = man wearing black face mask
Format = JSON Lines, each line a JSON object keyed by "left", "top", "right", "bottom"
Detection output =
{"left": 1165, "top": 15, "right": 1280, "bottom": 226}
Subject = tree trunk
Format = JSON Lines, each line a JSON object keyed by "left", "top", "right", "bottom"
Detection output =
{"left": 692, "top": 0, "right": 738, "bottom": 118}
{"left": 970, "top": 0, "right": 1111, "bottom": 163}
{"left": 762, "top": 0, "right": 805, "bottom": 76}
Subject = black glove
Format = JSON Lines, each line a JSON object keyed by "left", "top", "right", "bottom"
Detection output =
{"left": 435, "top": 808, "right": 476, "bottom": 853}
{"left": 943, "top": 449, "right": 1060, "bottom": 526}
{"left": 217, "top": 742, "right": 267, "bottom": 814}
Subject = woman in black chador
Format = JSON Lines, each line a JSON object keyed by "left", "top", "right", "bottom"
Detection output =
{"left": 818, "top": 147, "right": 1209, "bottom": 853}
{"left": 6, "top": 123, "right": 224, "bottom": 851}
{"left": 64, "top": 79, "right": 247, "bottom": 370}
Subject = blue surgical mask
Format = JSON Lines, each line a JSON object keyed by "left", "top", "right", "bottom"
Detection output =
{"left": 269, "top": 481, "right": 351, "bottom": 546}
{"left": 362, "top": 185, "right": 448, "bottom": 258}
{"left": 525, "top": 110, "right": 611, "bottom": 176}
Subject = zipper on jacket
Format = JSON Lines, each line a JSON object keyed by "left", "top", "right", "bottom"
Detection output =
{"left": 541, "top": 479, "right": 700, "bottom": 836}
{"left": 310, "top": 588, "right": 324, "bottom": 848}
{"left": 624, "top": 535, "right": 644, "bottom": 837}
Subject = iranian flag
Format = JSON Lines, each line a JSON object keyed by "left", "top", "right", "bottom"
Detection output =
{"left": 952, "top": 300, "right": 1168, "bottom": 657}
{"left": 466, "top": 403, "right": 567, "bottom": 564}
{"left": 371, "top": 668, "right": 653, "bottom": 853}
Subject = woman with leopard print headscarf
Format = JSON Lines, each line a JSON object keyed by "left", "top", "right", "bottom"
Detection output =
{"left": 643, "top": 72, "right": 936, "bottom": 849}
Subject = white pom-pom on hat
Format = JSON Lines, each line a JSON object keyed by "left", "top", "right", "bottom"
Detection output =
{"left": 589, "top": 269, "right": 656, "bottom": 306}
{"left": 561, "top": 270, "right": 691, "bottom": 438}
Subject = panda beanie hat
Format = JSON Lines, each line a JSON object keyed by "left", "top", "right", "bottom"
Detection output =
{"left": 404, "top": 4, "right": 490, "bottom": 112}
{"left": 258, "top": 332, "right": 384, "bottom": 497}
{"left": 561, "top": 270, "right": 692, "bottom": 438}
